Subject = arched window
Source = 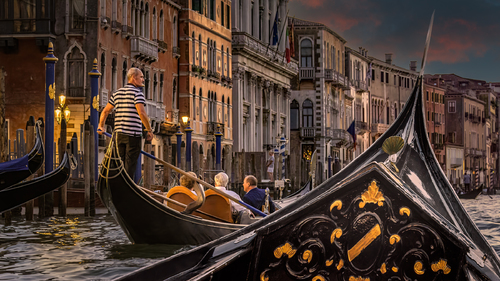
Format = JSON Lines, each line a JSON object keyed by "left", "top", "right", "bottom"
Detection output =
{"left": 152, "top": 8, "right": 157, "bottom": 40}
{"left": 221, "top": 45, "right": 224, "bottom": 76}
{"left": 192, "top": 32, "right": 196, "bottom": 65}
{"left": 122, "top": 60, "right": 127, "bottom": 87}
{"left": 144, "top": 70, "right": 150, "bottom": 99}
{"left": 159, "top": 10, "right": 164, "bottom": 41}
{"left": 290, "top": 100, "right": 299, "bottom": 130}
{"left": 227, "top": 97, "right": 230, "bottom": 127}
{"left": 159, "top": 73, "right": 164, "bottom": 102}
{"left": 226, "top": 47, "right": 229, "bottom": 74}
{"left": 145, "top": 3, "right": 150, "bottom": 39}
{"left": 122, "top": 0, "right": 128, "bottom": 28}
{"left": 153, "top": 73, "right": 158, "bottom": 101}
{"left": 172, "top": 77, "right": 177, "bottom": 108}
{"left": 198, "top": 35, "right": 202, "bottom": 67}
{"left": 199, "top": 88, "right": 203, "bottom": 120}
{"left": 193, "top": 86, "right": 197, "bottom": 121}
{"left": 100, "top": 53, "right": 106, "bottom": 91}
{"left": 300, "top": 39, "right": 312, "bottom": 67}
{"left": 172, "top": 16, "right": 177, "bottom": 47}
{"left": 111, "top": 57, "right": 117, "bottom": 92}
{"left": 302, "top": 99, "right": 313, "bottom": 127}
{"left": 68, "top": 47, "right": 85, "bottom": 97}
{"left": 112, "top": 0, "right": 117, "bottom": 22}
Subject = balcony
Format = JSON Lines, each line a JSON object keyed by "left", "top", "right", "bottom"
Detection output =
{"left": 131, "top": 36, "right": 158, "bottom": 62}
{"left": 101, "top": 17, "right": 111, "bottom": 30}
{"left": 145, "top": 100, "right": 165, "bottom": 123}
{"left": 493, "top": 132, "right": 499, "bottom": 143}
{"left": 332, "top": 129, "right": 352, "bottom": 147}
{"left": 300, "top": 68, "right": 315, "bottom": 80}
{"left": 207, "top": 122, "right": 225, "bottom": 136}
{"left": 471, "top": 115, "right": 480, "bottom": 123}
{"left": 301, "top": 127, "right": 315, "bottom": 138}
{"left": 155, "top": 39, "right": 167, "bottom": 52}
{"left": 371, "top": 123, "right": 390, "bottom": 136}
{"left": 111, "top": 21, "right": 121, "bottom": 34}
{"left": 172, "top": 46, "right": 181, "bottom": 58}
{"left": 434, "top": 121, "right": 442, "bottom": 126}
{"left": 0, "top": 18, "right": 51, "bottom": 34}
{"left": 354, "top": 80, "right": 368, "bottom": 92}
{"left": 325, "top": 69, "right": 347, "bottom": 87}
{"left": 434, "top": 143, "right": 444, "bottom": 151}
{"left": 122, "top": 25, "right": 133, "bottom": 39}
{"left": 355, "top": 121, "right": 368, "bottom": 134}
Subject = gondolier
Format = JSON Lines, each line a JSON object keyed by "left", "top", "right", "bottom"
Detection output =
{"left": 97, "top": 68, "right": 153, "bottom": 179}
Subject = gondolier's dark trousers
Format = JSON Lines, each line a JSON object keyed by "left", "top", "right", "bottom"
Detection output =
{"left": 116, "top": 133, "right": 142, "bottom": 181}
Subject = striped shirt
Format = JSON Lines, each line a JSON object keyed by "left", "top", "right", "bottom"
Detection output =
{"left": 108, "top": 84, "right": 145, "bottom": 136}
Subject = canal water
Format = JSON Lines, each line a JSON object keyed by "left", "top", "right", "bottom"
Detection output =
{"left": 1, "top": 195, "right": 499, "bottom": 280}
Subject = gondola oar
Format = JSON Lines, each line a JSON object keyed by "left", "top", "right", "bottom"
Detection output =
{"left": 99, "top": 131, "right": 268, "bottom": 217}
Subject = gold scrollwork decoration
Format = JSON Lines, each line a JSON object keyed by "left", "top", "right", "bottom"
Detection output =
{"left": 312, "top": 275, "right": 326, "bottom": 281}
{"left": 330, "top": 200, "right": 342, "bottom": 211}
{"left": 349, "top": 276, "right": 370, "bottom": 281}
{"left": 380, "top": 263, "right": 387, "bottom": 274}
{"left": 330, "top": 228, "right": 342, "bottom": 243}
{"left": 389, "top": 235, "right": 401, "bottom": 245}
{"left": 260, "top": 271, "right": 269, "bottom": 281}
{"left": 399, "top": 207, "right": 411, "bottom": 217}
{"left": 359, "top": 181, "right": 385, "bottom": 208}
{"left": 326, "top": 259, "right": 333, "bottom": 267}
{"left": 337, "top": 259, "right": 344, "bottom": 270}
{"left": 93, "top": 95, "right": 99, "bottom": 110}
{"left": 302, "top": 250, "right": 313, "bottom": 263}
{"left": 392, "top": 267, "right": 399, "bottom": 272}
{"left": 48, "top": 83, "right": 55, "bottom": 100}
{"left": 274, "top": 242, "right": 296, "bottom": 259}
{"left": 414, "top": 261, "right": 425, "bottom": 275}
{"left": 431, "top": 259, "right": 451, "bottom": 274}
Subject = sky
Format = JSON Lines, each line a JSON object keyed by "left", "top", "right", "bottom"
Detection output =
{"left": 289, "top": 0, "right": 500, "bottom": 82}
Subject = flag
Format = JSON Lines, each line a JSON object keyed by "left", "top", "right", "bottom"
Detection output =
{"left": 271, "top": 9, "right": 279, "bottom": 46}
{"left": 290, "top": 18, "right": 295, "bottom": 57}
{"left": 347, "top": 120, "right": 356, "bottom": 150}
{"left": 285, "top": 28, "right": 291, "bottom": 63}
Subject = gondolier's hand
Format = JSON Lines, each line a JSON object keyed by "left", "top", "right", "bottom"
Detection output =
{"left": 97, "top": 127, "right": 104, "bottom": 135}
{"left": 146, "top": 131, "right": 153, "bottom": 141}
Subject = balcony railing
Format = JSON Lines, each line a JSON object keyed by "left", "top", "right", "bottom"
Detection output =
{"left": 301, "top": 127, "right": 315, "bottom": 138}
{"left": 155, "top": 39, "right": 167, "bottom": 52}
{"left": 122, "top": 25, "right": 133, "bottom": 39}
{"left": 172, "top": 46, "right": 181, "bottom": 58}
{"left": 131, "top": 36, "right": 158, "bottom": 62}
{"left": 355, "top": 121, "right": 368, "bottom": 133}
{"left": 354, "top": 80, "right": 368, "bottom": 92}
{"left": 332, "top": 129, "right": 352, "bottom": 147}
{"left": 0, "top": 18, "right": 52, "bottom": 34}
{"left": 434, "top": 121, "right": 442, "bottom": 126}
{"left": 111, "top": 21, "right": 121, "bottom": 34}
{"left": 207, "top": 122, "right": 225, "bottom": 136}
{"left": 434, "top": 143, "right": 444, "bottom": 150}
{"left": 300, "top": 68, "right": 315, "bottom": 80}
{"left": 145, "top": 100, "right": 165, "bottom": 123}
{"left": 324, "top": 69, "right": 347, "bottom": 87}
{"left": 371, "top": 123, "right": 390, "bottom": 135}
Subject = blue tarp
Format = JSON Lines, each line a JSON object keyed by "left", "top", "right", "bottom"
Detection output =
{"left": 0, "top": 154, "right": 29, "bottom": 174}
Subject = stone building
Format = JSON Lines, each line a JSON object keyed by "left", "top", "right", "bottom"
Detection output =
{"left": 288, "top": 17, "right": 350, "bottom": 187}
{"left": 0, "top": 0, "right": 55, "bottom": 140}
{"left": 423, "top": 81, "right": 446, "bottom": 170}
{"left": 49, "top": 0, "right": 180, "bottom": 183}
{"left": 368, "top": 55, "right": 418, "bottom": 144}
{"left": 231, "top": 0, "right": 298, "bottom": 181}
{"left": 177, "top": 0, "right": 233, "bottom": 179}
{"left": 346, "top": 47, "right": 370, "bottom": 156}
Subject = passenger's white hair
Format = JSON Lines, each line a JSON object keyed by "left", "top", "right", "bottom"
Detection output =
{"left": 214, "top": 172, "right": 228, "bottom": 187}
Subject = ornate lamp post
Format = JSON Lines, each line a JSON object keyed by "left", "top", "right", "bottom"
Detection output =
{"left": 43, "top": 42, "right": 58, "bottom": 173}
{"left": 55, "top": 94, "right": 71, "bottom": 125}
{"left": 183, "top": 118, "right": 193, "bottom": 172}
{"left": 215, "top": 124, "right": 223, "bottom": 171}
{"left": 175, "top": 125, "right": 183, "bottom": 168}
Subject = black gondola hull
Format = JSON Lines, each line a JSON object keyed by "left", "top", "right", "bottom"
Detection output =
{"left": 0, "top": 152, "right": 70, "bottom": 213}
{"left": 0, "top": 123, "right": 44, "bottom": 191}
{"left": 458, "top": 188, "right": 483, "bottom": 200}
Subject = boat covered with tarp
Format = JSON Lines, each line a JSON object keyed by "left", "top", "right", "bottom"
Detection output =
{"left": 0, "top": 122, "right": 44, "bottom": 191}
{"left": 114, "top": 15, "right": 500, "bottom": 281}
{"left": 0, "top": 152, "right": 71, "bottom": 213}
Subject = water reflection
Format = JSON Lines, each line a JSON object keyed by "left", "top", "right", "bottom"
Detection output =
{"left": 1, "top": 196, "right": 499, "bottom": 280}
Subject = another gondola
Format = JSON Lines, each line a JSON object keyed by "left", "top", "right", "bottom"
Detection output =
{"left": 0, "top": 152, "right": 71, "bottom": 213}
{"left": 458, "top": 188, "right": 483, "bottom": 200}
{"left": 115, "top": 17, "right": 500, "bottom": 280}
{"left": 97, "top": 141, "right": 311, "bottom": 245}
{"left": 0, "top": 122, "right": 44, "bottom": 191}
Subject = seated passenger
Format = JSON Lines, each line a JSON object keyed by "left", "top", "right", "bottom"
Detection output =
{"left": 164, "top": 172, "right": 200, "bottom": 205}
{"left": 242, "top": 175, "right": 275, "bottom": 215}
{"left": 213, "top": 172, "right": 245, "bottom": 214}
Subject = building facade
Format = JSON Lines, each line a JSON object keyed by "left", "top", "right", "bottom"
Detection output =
{"left": 423, "top": 81, "right": 446, "bottom": 170}
{"left": 288, "top": 17, "right": 350, "bottom": 187}
{"left": 177, "top": 0, "right": 233, "bottom": 179}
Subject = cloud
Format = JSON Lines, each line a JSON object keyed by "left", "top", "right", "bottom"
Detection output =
{"left": 293, "top": 0, "right": 327, "bottom": 8}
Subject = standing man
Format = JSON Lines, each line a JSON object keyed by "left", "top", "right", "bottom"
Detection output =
{"left": 242, "top": 175, "right": 275, "bottom": 214}
{"left": 266, "top": 150, "right": 274, "bottom": 181}
{"left": 463, "top": 172, "right": 471, "bottom": 193}
{"left": 98, "top": 68, "right": 153, "bottom": 179}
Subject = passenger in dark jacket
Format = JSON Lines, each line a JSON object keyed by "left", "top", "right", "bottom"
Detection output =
{"left": 242, "top": 175, "right": 275, "bottom": 215}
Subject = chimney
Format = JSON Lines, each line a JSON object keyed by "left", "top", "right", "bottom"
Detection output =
{"left": 364, "top": 49, "right": 368, "bottom": 57}
{"left": 385, "top": 53, "right": 392, "bottom": 65}
{"left": 410, "top": 61, "right": 417, "bottom": 71}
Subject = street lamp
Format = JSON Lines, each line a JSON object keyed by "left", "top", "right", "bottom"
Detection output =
{"left": 55, "top": 94, "right": 70, "bottom": 124}
{"left": 185, "top": 119, "right": 193, "bottom": 171}
{"left": 181, "top": 115, "right": 189, "bottom": 126}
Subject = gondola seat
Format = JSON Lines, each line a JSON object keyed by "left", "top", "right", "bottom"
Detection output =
{"left": 198, "top": 189, "right": 234, "bottom": 223}
{"left": 164, "top": 186, "right": 197, "bottom": 212}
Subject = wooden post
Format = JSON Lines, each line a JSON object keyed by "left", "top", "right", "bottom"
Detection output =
{"left": 58, "top": 118, "right": 67, "bottom": 216}
{"left": 84, "top": 120, "right": 90, "bottom": 216}
{"left": 37, "top": 118, "right": 46, "bottom": 219}
{"left": 89, "top": 125, "right": 96, "bottom": 216}
{"left": 0, "top": 67, "right": 10, "bottom": 225}
{"left": 144, "top": 140, "right": 152, "bottom": 190}
{"left": 25, "top": 117, "right": 36, "bottom": 220}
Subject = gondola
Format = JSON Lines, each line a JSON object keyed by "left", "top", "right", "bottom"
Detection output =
{"left": 0, "top": 152, "right": 71, "bottom": 213}
{"left": 115, "top": 16, "right": 500, "bottom": 281}
{"left": 0, "top": 122, "right": 44, "bottom": 191}
{"left": 97, "top": 140, "right": 311, "bottom": 245}
{"left": 458, "top": 188, "right": 482, "bottom": 200}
